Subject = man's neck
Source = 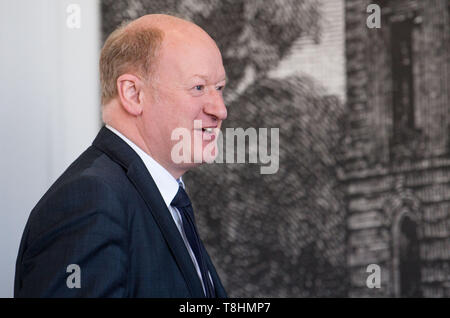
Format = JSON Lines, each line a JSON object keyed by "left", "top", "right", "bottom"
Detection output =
{"left": 105, "top": 122, "right": 187, "bottom": 179}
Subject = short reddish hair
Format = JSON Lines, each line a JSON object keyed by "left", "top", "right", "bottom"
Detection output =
{"left": 99, "top": 22, "right": 164, "bottom": 105}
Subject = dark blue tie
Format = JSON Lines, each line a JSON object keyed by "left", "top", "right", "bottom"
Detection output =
{"left": 171, "top": 186, "right": 216, "bottom": 298}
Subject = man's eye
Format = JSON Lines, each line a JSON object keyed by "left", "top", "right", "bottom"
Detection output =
{"left": 194, "top": 85, "right": 204, "bottom": 91}
{"left": 216, "top": 86, "right": 224, "bottom": 91}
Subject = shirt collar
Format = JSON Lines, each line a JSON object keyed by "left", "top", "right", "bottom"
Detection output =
{"left": 105, "top": 125, "right": 182, "bottom": 208}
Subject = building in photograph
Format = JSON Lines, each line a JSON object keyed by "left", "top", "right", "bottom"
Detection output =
{"left": 342, "top": 0, "right": 450, "bottom": 297}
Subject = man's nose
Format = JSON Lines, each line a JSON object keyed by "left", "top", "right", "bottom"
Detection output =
{"left": 204, "top": 89, "right": 227, "bottom": 121}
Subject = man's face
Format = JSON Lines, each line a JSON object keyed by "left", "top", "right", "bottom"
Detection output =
{"left": 140, "top": 30, "right": 227, "bottom": 173}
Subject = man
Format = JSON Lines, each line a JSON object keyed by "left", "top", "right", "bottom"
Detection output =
{"left": 14, "top": 14, "right": 228, "bottom": 297}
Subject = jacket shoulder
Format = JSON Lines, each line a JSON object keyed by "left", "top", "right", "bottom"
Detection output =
{"left": 26, "top": 146, "right": 134, "bottom": 241}
{"left": 15, "top": 148, "right": 133, "bottom": 297}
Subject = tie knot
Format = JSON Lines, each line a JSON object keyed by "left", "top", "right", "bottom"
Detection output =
{"left": 171, "top": 186, "right": 192, "bottom": 209}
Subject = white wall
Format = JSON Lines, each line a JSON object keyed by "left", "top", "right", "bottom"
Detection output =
{"left": 0, "top": 0, "right": 100, "bottom": 297}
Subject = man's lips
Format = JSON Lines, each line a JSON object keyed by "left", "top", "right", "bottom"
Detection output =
{"left": 194, "top": 125, "right": 218, "bottom": 132}
{"left": 195, "top": 126, "right": 218, "bottom": 140}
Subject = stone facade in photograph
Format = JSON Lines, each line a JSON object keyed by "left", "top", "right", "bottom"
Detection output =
{"left": 342, "top": 0, "right": 450, "bottom": 297}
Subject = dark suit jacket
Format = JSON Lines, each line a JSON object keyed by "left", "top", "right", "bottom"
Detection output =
{"left": 14, "top": 126, "right": 227, "bottom": 298}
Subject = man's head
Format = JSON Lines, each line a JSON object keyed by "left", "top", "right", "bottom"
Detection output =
{"left": 100, "top": 14, "right": 227, "bottom": 179}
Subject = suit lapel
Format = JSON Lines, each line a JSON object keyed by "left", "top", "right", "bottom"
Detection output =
{"left": 126, "top": 163, "right": 205, "bottom": 297}
{"left": 92, "top": 127, "right": 205, "bottom": 298}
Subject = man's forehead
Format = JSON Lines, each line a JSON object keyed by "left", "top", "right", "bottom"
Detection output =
{"left": 157, "top": 32, "right": 225, "bottom": 80}
{"left": 190, "top": 73, "right": 227, "bottom": 83}
{"left": 162, "top": 27, "right": 217, "bottom": 50}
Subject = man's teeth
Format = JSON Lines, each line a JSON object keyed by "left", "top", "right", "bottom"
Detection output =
{"left": 203, "top": 128, "right": 213, "bottom": 133}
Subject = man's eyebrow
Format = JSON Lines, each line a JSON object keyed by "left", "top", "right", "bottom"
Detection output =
{"left": 191, "top": 74, "right": 227, "bottom": 82}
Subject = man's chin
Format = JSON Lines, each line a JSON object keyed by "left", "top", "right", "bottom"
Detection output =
{"left": 191, "top": 142, "right": 219, "bottom": 164}
{"left": 202, "top": 155, "right": 217, "bottom": 164}
{"left": 190, "top": 154, "right": 218, "bottom": 165}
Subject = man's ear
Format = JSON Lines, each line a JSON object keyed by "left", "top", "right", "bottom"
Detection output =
{"left": 116, "top": 74, "right": 144, "bottom": 116}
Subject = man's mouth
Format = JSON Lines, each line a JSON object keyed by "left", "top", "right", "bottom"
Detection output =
{"left": 197, "top": 127, "right": 217, "bottom": 141}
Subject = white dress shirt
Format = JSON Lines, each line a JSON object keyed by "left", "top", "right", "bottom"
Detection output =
{"left": 105, "top": 125, "right": 211, "bottom": 295}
